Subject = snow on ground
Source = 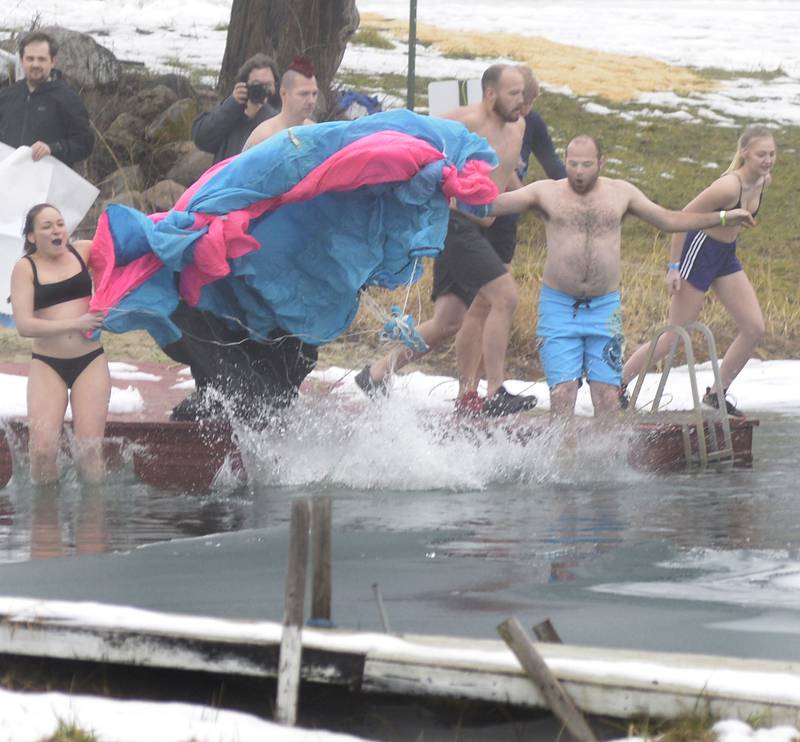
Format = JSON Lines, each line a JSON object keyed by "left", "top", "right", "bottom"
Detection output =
{"left": 311, "top": 358, "right": 800, "bottom": 418}
{"left": 0, "top": 370, "right": 142, "bottom": 418}
{"left": 349, "top": 0, "right": 800, "bottom": 127}
{"left": 2, "top": 357, "right": 800, "bottom": 419}
{"left": 357, "top": 0, "right": 800, "bottom": 77}
{"left": 3, "top": 0, "right": 799, "bottom": 125}
{"left": 0, "top": 687, "right": 371, "bottom": 742}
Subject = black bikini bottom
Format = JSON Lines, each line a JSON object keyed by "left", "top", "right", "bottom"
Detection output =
{"left": 31, "top": 347, "right": 105, "bottom": 389}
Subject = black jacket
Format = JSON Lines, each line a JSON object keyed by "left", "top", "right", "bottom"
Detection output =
{"left": 192, "top": 95, "right": 277, "bottom": 163}
{"left": 0, "top": 72, "right": 94, "bottom": 166}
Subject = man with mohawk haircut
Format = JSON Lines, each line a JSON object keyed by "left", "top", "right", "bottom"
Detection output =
{"left": 243, "top": 56, "right": 318, "bottom": 150}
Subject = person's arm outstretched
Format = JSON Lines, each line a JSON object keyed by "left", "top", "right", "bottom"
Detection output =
{"left": 625, "top": 180, "right": 754, "bottom": 234}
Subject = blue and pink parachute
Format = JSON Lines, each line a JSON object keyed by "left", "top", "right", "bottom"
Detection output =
{"left": 88, "top": 109, "right": 498, "bottom": 347}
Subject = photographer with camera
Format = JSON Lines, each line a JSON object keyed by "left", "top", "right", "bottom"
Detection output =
{"left": 192, "top": 53, "right": 280, "bottom": 163}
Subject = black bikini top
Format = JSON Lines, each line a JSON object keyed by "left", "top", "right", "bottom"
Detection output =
{"left": 25, "top": 244, "right": 92, "bottom": 311}
{"left": 730, "top": 172, "right": 765, "bottom": 218}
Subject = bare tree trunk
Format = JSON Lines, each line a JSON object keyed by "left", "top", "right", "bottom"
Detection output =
{"left": 218, "top": 0, "right": 359, "bottom": 113}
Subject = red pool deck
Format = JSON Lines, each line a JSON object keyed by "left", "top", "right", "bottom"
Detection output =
{"left": 0, "top": 361, "right": 757, "bottom": 491}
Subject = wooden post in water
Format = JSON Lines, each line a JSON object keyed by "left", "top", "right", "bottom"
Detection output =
{"left": 498, "top": 617, "right": 597, "bottom": 742}
{"left": 275, "top": 498, "right": 310, "bottom": 726}
{"left": 533, "top": 618, "right": 563, "bottom": 644}
{"left": 309, "top": 496, "right": 332, "bottom": 626}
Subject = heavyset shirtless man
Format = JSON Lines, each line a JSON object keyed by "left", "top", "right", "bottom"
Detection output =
{"left": 491, "top": 135, "right": 754, "bottom": 423}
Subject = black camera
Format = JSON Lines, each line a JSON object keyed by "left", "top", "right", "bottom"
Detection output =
{"left": 246, "top": 82, "right": 268, "bottom": 104}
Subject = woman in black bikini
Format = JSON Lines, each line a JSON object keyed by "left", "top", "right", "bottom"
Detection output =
{"left": 9, "top": 203, "right": 109, "bottom": 483}
{"left": 622, "top": 125, "right": 776, "bottom": 416}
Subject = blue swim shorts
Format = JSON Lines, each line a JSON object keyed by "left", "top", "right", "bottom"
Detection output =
{"left": 536, "top": 285, "right": 624, "bottom": 388}
{"left": 679, "top": 230, "right": 742, "bottom": 292}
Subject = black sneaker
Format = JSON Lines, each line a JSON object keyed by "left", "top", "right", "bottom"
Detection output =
{"left": 482, "top": 386, "right": 538, "bottom": 417}
{"left": 619, "top": 383, "right": 630, "bottom": 410}
{"left": 354, "top": 366, "right": 389, "bottom": 399}
{"left": 170, "top": 390, "right": 225, "bottom": 421}
{"left": 702, "top": 386, "right": 744, "bottom": 418}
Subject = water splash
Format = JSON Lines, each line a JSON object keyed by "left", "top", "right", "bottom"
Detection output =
{"left": 231, "top": 395, "right": 640, "bottom": 491}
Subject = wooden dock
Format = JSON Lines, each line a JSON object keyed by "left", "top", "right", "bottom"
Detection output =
{"left": 0, "top": 597, "right": 798, "bottom": 724}
{"left": 0, "top": 360, "right": 759, "bottom": 490}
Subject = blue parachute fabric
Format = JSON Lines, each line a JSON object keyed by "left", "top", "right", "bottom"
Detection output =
{"left": 101, "top": 109, "right": 498, "bottom": 347}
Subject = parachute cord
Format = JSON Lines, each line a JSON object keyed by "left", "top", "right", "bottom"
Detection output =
{"left": 400, "top": 257, "right": 419, "bottom": 316}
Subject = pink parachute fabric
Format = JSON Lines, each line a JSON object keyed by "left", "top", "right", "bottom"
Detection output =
{"left": 90, "top": 130, "right": 497, "bottom": 312}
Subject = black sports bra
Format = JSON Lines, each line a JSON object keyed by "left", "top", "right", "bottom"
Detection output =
{"left": 25, "top": 244, "right": 92, "bottom": 311}
{"left": 730, "top": 172, "right": 765, "bottom": 218}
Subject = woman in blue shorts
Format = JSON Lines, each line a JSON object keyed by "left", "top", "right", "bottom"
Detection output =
{"left": 622, "top": 125, "right": 776, "bottom": 416}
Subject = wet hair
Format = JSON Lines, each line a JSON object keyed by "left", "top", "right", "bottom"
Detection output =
{"left": 516, "top": 65, "right": 540, "bottom": 106}
{"left": 566, "top": 135, "right": 603, "bottom": 160}
{"left": 236, "top": 53, "right": 279, "bottom": 85}
{"left": 22, "top": 203, "right": 59, "bottom": 255}
{"left": 724, "top": 125, "right": 774, "bottom": 174}
{"left": 19, "top": 31, "right": 57, "bottom": 59}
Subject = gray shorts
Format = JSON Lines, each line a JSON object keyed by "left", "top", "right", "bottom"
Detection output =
{"left": 432, "top": 212, "right": 508, "bottom": 307}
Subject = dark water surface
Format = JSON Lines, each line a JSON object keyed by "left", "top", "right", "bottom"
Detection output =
{"left": 1, "top": 413, "right": 799, "bottom": 664}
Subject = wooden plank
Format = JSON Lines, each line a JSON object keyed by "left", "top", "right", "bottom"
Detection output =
{"left": 275, "top": 499, "right": 310, "bottom": 725}
{"left": 0, "top": 428, "right": 11, "bottom": 489}
{"left": 2, "top": 600, "right": 800, "bottom": 724}
{"left": 498, "top": 617, "right": 597, "bottom": 741}
{"left": 532, "top": 619, "right": 562, "bottom": 644}
{"left": 310, "top": 496, "right": 332, "bottom": 625}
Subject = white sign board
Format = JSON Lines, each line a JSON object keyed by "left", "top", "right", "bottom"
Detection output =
{"left": 427, "top": 79, "right": 482, "bottom": 118}
{"left": 0, "top": 144, "right": 99, "bottom": 314}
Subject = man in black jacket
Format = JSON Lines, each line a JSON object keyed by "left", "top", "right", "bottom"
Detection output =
{"left": 0, "top": 32, "right": 94, "bottom": 167}
{"left": 192, "top": 53, "right": 280, "bottom": 163}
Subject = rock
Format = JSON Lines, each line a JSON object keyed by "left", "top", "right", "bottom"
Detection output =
{"left": 149, "top": 140, "right": 196, "bottom": 179}
{"left": 145, "top": 98, "right": 198, "bottom": 145}
{"left": 165, "top": 147, "right": 214, "bottom": 187}
{"left": 142, "top": 179, "right": 185, "bottom": 212}
{"left": 105, "top": 112, "right": 147, "bottom": 147}
{"left": 98, "top": 165, "right": 145, "bottom": 199}
{"left": 124, "top": 84, "right": 178, "bottom": 121}
{"left": 102, "top": 190, "right": 147, "bottom": 211}
{"left": 41, "top": 25, "right": 121, "bottom": 89}
{"left": 149, "top": 73, "right": 197, "bottom": 100}
{"left": 0, "top": 48, "right": 17, "bottom": 85}
{"left": 92, "top": 112, "right": 148, "bottom": 174}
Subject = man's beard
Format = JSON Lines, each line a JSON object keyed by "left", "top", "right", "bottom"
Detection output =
{"left": 493, "top": 101, "right": 520, "bottom": 123}
{"left": 568, "top": 173, "right": 599, "bottom": 193}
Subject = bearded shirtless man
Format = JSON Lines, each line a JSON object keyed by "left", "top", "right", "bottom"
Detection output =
{"left": 355, "top": 64, "right": 537, "bottom": 416}
{"left": 490, "top": 135, "right": 755, "bottom": 421}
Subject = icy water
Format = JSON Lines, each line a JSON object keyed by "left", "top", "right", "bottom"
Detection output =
{"left": 1, "top": 409, "right": 799, "bottom": 662}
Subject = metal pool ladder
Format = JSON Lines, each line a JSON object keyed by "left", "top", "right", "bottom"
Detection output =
{"left": 628, "top": 321, "right": 734, "bottom": 469}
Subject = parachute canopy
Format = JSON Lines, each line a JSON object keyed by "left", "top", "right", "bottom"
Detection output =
{"left": 89, "top": 109, "right": 498, "bottom": 347}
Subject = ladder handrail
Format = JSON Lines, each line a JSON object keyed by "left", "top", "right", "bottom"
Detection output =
{"left": 627, "top": 322, "right": 733, "bottom": 469}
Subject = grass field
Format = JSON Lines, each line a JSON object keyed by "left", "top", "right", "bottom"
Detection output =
{"left": 333, "top": 72, "right": 800, "bottom": 380}
{"left": 3, "top": 23, "right": 798, "bottom": 385}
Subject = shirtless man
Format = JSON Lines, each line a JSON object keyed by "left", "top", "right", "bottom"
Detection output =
{"left": 490, "top": 135, "right": 755, "bottom": 421}
{"left": 243, "top": 56, "right": 318, "bottom": 151}
{"left": 355, "top": 64, "right": 537, "bottom": 416}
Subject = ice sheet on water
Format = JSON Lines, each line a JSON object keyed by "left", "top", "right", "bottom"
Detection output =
{"left": 592, "top": 547, "right": 800, "bottom": 611}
